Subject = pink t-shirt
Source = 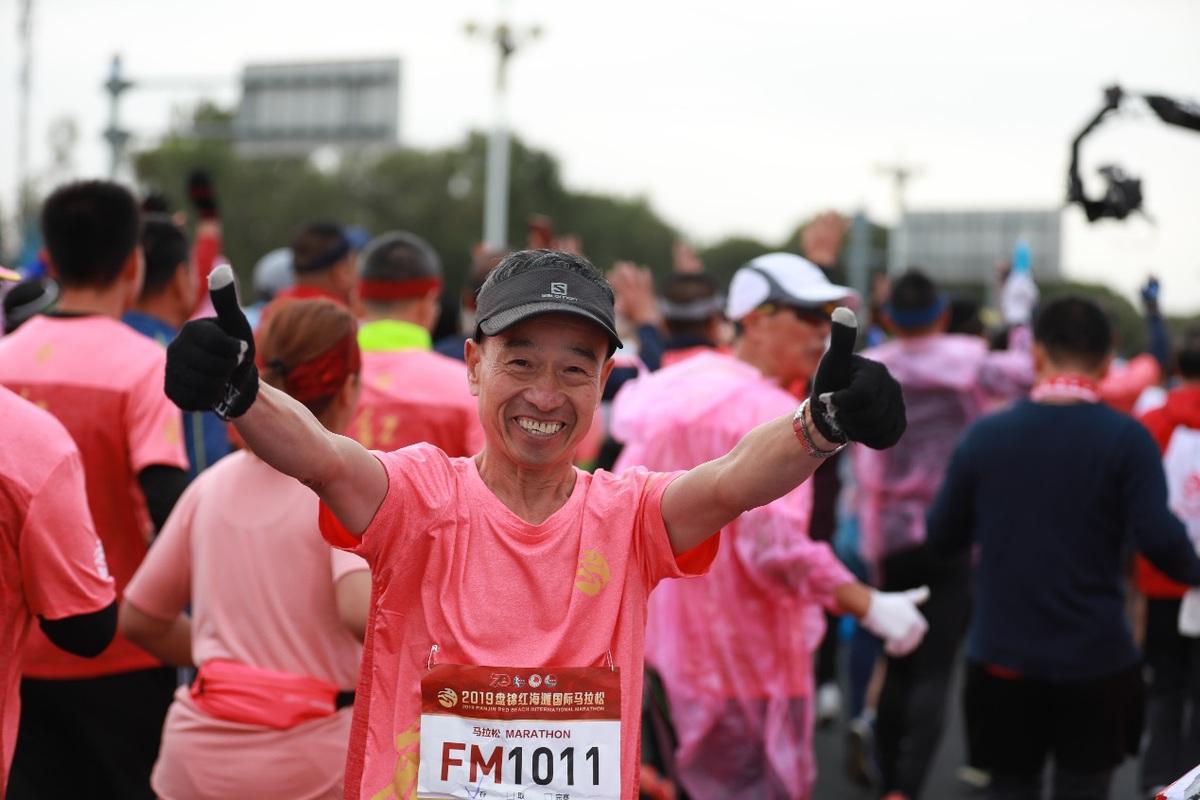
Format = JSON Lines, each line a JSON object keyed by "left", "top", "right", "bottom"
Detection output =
{"left": 123, "top": 450, "right": 368, "bottom": 800}
{"left": 350, "top": 350, "right": 484, "bottom": 457}
{"left": 0, "top": 314, "right": 187, "bottom": 678}
{"left": 318, "top": 445, "right": 714, "bottom": 800}
{"left": 0, "top": 386, "right": 115, "bottom": 789}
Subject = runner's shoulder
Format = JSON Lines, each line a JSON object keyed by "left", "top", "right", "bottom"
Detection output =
{"left": 0, "top": 385, "right": 80, "bottom": 489}
{"left": 376, "top": 441, "right": 462, "bottom": 504}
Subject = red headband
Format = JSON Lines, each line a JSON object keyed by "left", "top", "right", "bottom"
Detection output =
{"left": 359, "top": 277, "right": 443, "bottom": 302}
{"left": 260, "top": 329, "right": 361, "bottom": 406}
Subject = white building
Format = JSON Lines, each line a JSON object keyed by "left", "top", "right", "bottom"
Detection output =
{"left": 895, "top": 209, "right": 1062, "bottom": 282}
{"left": 234, "top": 59, "right": 401, "bottom": 157}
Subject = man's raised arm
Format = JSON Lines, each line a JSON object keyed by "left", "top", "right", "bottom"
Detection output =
{"left": 662, "top": 309, "right": 907, "bottom": 553}
{"left": 165, "top": 266, "right": 385, "bottom": 535}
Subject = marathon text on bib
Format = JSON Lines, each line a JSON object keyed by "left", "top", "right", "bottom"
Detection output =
{"left": 417, "top": 664, "right": 621, "bottom": 800}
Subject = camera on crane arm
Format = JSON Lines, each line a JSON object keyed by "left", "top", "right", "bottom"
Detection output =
{"left": 1067, "top": 84, "right": 1200, "bottom": 223}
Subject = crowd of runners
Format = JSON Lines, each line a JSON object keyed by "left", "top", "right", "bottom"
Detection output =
{"left": 1, "top": 175, "right": 1199, "bottom": 800}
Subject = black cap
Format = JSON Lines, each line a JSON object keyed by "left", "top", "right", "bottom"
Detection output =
{"left": 474, "top": 255, "right": 622, "bottom": 356}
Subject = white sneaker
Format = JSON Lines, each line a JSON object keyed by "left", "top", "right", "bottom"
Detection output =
{"left": 956, "top": 765, "right": 991, "bottom": 790}
{"left": 816, "top": 682, "right": 842, "bottom": 727}
{"left": 845, "top": 714, "right": 878, "bottom": 787}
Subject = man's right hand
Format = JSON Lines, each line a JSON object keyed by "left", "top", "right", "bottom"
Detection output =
{"left": 165, "top": 265, "right": 259, "bottom": 419}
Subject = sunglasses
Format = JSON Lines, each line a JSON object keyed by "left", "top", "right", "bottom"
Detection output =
{"left": 758, "top": 301, "right": 839, "bottom": 324}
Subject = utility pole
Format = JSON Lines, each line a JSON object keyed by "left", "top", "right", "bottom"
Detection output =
{"left": 466, "top": 3, "right": 541, "bottom": 251}
{"left": 876, "top": 160, "right": 922, "bottom": 274}
{"left": 103, "top": 55, "right": 134, "bottom": 179}
{"left": 15, "top": 0, "right": 34, "bottom": 258}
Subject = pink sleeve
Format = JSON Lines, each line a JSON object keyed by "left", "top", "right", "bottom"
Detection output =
{"left": 636, "top": 470, "right": 719, "bottom": 589}
{"left": 125, "top": 357, "right": 189, "bottom": 473}
{"left": 123, "top": 482, "right": 196, "bottom": 621}
{"left": 21, "top": 451, "right": 116, "bottom": 620}
{"left": 330, "top": 548, "right": 370, "bottom": 583}
{"left": 732, "top": 483, "right": 853, "bottom": 609}
{"left": 319, "top": 445, "right": 455, "bottom": 564}
{"left": 979, "top": 348, "right": 1034, "bottom": 400}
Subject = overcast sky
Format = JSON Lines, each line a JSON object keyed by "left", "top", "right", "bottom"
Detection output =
{"left": 2, "top": 0, "right": 1198, "bottom": 311}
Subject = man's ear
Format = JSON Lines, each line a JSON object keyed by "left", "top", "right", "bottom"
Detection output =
{"left": 738, "top": 309, "right": 763, "bottom": 337}
{"left": 1096, "top": 351, "right": 1115, "bottom": 380}
{"left": 1032, "top": 342, "right": 1047, "bottom": 375}
{"left": 597, "top": 357, "right": 616, "bottom": 405}
{"left": 334, "top": 256, "right": 357, "bottom": 292}
{"left": 123, "top": 247, "right": 145, "bottom": 302}
{"left": 465, "top": 338, "right": 482, "bottom": 397}
{"left": 420, "top": 289, "right": 441, "bottom": 332}
{"left": 172, "top": 261, "right": 196, "bottom": 311}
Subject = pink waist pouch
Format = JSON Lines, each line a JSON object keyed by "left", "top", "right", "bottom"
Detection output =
{"left": 190, "top": 659, "right": 345, "bottom": 730}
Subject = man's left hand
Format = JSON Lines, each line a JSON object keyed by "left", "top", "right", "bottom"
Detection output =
{"left": 809, "top": 308, "right": 907, "bottom": 449}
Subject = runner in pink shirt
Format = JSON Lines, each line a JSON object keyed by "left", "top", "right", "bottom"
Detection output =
{"left": 612, "top": 254, "right": 930, "bottom": 800}
{"left": 350, "top": 232, "right": 483, "bottom": 456}
{"left": 0, "top": 181, "right": 189, "bottom": 799}
{"left": 0, "top": 385, "right": 116, "bottom": 793}
{"left": 122, "top": 299, "right": 369, "bottom": 799}
{"left": 165, "top": 249, "right": 911, "bottom": 800}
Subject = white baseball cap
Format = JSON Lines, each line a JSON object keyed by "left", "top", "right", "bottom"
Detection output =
{"left": 725, "top": 252, "right": 858, "bottom": 321}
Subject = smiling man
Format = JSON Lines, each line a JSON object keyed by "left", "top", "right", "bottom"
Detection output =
{"left": 164, "top": 249, "right": 909, "bottom": 800}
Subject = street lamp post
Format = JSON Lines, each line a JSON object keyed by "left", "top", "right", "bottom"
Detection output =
{"left": 466, "top": 9, "right": 540, "bottom": 251}
{"left": 104, "top": 55, "right": 134, "bottom": 179}
{"left": 876, "top": 160, "right": 922, "bottom": 275}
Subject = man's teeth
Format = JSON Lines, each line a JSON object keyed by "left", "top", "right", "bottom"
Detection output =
{"left": 516, "top": 417, "right": 564, "bottom": 436}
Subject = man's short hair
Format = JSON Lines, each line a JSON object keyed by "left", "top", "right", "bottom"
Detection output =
{"left": 291, "top": 221, "right": 350, "bottom": 274}
{"left": 41, "top": 180, "right": 140, "bottom": 288}
{"left": 887, "top": 269, "right": 945, "bottom": 331}
{"left": 361, "top": 232, "right": 442, "bottom": 286}
{"left": 1177, "top": 324, "right": 1200, "bottom": 380}
{"left": 139, "top": 215, "right": 189, "bottom": 297}
{"left": 1033, "top": 295, "right": 1112, "bottom": 370}
{"left": 662, "top": 273, "right": 722, "bottom": 338}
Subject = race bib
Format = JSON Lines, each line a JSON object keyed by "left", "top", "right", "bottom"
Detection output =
{"left": 417, "top": 665, "right": 621, "bottom": 800}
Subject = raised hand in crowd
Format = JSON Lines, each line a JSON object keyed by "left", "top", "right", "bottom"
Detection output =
{"left": 801, "top": 210, "right": 849, "bottom": 269}
{"left": 608, "top": 260, "right": 662, "bottom": 329}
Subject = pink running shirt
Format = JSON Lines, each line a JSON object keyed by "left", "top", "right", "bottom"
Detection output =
{"left": 0, "top": 386, "right": 115, "bottom": 789}
{"left": 318, "top": 445, "right": 715, "bottom": 800}
{"left": 123, "top": 450, "right": 367, "bottom": 800}
{"left": 350, "top": 349, "right": 483, "bottom": 457}
{"left": 0, "top": 314, "right": 188, "bottom": 678}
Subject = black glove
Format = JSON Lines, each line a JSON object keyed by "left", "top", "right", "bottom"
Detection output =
{"left": 186, "top": 170, "right": 219, "bottom": 221}
{"left": 809, "top": 307, "right": 906, "bottom": 450}
{"left": 165, "top": 265, "right": 258, "bottom": 419}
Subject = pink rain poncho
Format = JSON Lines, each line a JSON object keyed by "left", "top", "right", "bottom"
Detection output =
{"left": 854, "top": 333, "right": 1032, "bottom": 567}
{"left": 612, "top": 351, "right": 854, "bottom": 800}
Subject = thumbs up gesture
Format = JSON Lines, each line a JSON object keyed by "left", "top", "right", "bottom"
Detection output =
{"left": 165, "top": 264, "right": 259, "bottom": 420}
{"left": 808, "top": 307, "right": 906, "bottom": 449}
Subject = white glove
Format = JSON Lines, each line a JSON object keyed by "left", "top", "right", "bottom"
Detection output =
{"left": 862, "top": 586, "right": 930, "bottom": 657}
{"left": 1179, "top": 588, "right": 1200, "bottom": 637}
